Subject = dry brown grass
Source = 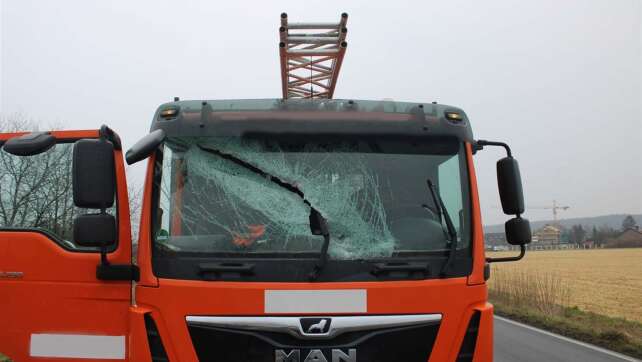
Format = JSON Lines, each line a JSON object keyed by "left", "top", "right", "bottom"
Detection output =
{"left": 489, "top": 266, "right": 570, "bottom": 316}
{"left": 488, "top": 248, "right": 642, "bottom": 322}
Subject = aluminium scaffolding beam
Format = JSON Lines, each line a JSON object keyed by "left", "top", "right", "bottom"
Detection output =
{"left": 279, "top": 12, "right": 348, "bottom": 99}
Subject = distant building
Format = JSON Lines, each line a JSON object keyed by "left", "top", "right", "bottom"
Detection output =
{"left": 484, "top": 232, "right": 506, "bottom": 249}
{"left": 533, "top": 224, "right": 561, "bottom": 245}
{"left": 580, "top": 239, "right": 595, "bottom": 249}
{"left": 607, "top": 227, "right": 642, "bottom": 248}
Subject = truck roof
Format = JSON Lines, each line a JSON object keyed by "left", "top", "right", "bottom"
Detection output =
{"left": 150, "top": 98, "right": 474, "bottom": 142}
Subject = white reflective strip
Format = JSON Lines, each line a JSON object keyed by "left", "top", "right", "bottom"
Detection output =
{"left": 30, "top": 334, "right": 125, "bottom": 359}
{"left": 265, "top": 289, "right": 367, "bottom": 313}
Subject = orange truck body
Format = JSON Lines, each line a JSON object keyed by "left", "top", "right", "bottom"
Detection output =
{"left": 0, "top": 100, "right": 506, "bottom": 361}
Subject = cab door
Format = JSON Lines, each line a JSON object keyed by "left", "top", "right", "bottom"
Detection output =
{"left": 0, "top": 128, "right": 133, "bottom": 361}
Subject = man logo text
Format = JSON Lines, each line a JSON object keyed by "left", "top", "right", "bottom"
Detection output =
{"left": 275, "top": 349, "right": 356, "bottom": 362}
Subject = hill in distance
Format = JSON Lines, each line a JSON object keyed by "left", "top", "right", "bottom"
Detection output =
{"left": 484, "top": 214, "right": 642, "bottom": 234}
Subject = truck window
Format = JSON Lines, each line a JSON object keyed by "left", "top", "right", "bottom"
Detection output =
{"left": 0, "top": 142, "right": 115, "bottom": 249}
{"left": 153, "top": 135, "right": 471, "bottom": 260}
{"left": 438, "top": 153, "right": 465, "bottom": 240}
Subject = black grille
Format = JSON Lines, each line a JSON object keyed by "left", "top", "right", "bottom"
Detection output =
{"left": 188, "top": 320, "right": 440, "bottom": 362}
{"left": 145, "top": 314, "right": 170, "bottom": 362}
{"left": 456, "top": 311, "right": 480, "bottom": 362}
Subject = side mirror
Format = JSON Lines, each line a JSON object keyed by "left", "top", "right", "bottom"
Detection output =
{"left": 505, "top": 217, "right": 532, "bottom": 246}
{"left": 125, "top": 129, "right": 166, "bottom": 165}
{"left": 477, "top": 140, "right": 530, "bottom": 263}
{"left": 73, "top": 214, "right": 116, "bottom": 247}
{"left": 71, "top": 136, "right": 138, "bottom": 281}
{"left": 73, "top": 139, "right": 115, "bottom": 209}
{"left": 497, "top": 157, "right": 524, "bottom": 215}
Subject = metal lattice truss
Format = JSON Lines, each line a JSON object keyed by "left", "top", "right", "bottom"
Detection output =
{"left": 279, "top": 13, "right": 348, "bottom": 99}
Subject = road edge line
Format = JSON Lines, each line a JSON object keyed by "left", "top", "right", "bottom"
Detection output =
{"left": 494, "top": 315, "right": 640, "bottom": 362}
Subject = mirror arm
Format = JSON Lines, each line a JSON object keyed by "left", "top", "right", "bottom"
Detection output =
{"left": 99, "top": 244, "right": 110, "bottom": 267}
{"left": 91, "top": 208, "right": 109, "bottom": 267}
{"left": 95, "top": 208, "right": 110, "bottom": 267}
{"left": 96, "top": 259, "right": 139, "bottom": 282}
{"left": 94, "top": 209, "right": 140, "bottom": 281}
{"left": 486, "top": 244, "right": 526, "bottom": 263}
{"left": 475, "top": 139, "right": 512, "bottom": 158}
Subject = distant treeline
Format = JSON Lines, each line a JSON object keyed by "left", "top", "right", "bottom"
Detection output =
{"left": 484, "top": 214, "right": 642, "bottom": 234}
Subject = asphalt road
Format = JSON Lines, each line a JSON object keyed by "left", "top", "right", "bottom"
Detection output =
{"left": 494, "top": 316, "right": 639, "bottom": 362}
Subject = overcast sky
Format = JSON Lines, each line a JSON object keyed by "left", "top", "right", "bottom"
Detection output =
{"left": 1, "top": 0, "right": 640, "bottom": 225}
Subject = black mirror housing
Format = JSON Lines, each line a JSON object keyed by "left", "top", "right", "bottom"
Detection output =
{"left": 72, "top": 139, "right": 116, "bottom": 209}
{"left": 73, "top": 139, "right": 116, "bottom": 209}
{"left": 2, "top": 132, "right": 56, "bottom": 156}
{"left": 505, "top": 217, "right": 532, "bottom": 245}
{"left": 497, "top": 157, "right": 525, "bottom": 215}
{"left": 125, "top": 129, "right": 166, "bottom": 165}
{"left": 73, "top": 213, "right": 117, "bottom": 247}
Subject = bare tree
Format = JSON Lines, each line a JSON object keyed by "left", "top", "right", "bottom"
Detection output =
{"left": 0, "top": 113, "right": 40, "bottom": 133}
{"left": 127, "top": 171, "right": 143, "bottom": 243}
{"left": 0, "top": 114, "right": 77, "bottom": 240}
{"left": 1, "top": 114, "right": 142, "bottom": 249}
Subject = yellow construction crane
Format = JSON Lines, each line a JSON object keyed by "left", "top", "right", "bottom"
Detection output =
{"left": 528, "top": 200, "right": 570, "bottom": 224}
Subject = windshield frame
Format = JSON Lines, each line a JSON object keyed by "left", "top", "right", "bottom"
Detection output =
{"left": 149, "top": 135, "right": 474, "bottom": 282}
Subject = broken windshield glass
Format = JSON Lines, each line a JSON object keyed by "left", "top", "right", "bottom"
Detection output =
{"left": 154, "top": 136, "right": 470, "bottom": 260}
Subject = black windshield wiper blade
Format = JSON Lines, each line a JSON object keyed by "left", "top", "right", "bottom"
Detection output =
{"left": 197, "top": 145, "right": 331, "bottom": 281}
{"left": 426, "top": 179, "right": 458, "bottom": 276}
{"left": 308, "top": 209, "right": 330, "bottom": 281}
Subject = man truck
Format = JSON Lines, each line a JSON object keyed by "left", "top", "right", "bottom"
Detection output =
{"left": 0, "top": 13, "right": 530, "bottom": 362}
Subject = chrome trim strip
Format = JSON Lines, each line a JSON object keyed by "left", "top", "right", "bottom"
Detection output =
{"left": 186, "top": 314, "right": 442, "bottom": 340}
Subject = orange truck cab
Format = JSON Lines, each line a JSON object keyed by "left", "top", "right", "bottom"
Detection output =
{"left": 0, "top": 99, "right": 531, "bottom": 361}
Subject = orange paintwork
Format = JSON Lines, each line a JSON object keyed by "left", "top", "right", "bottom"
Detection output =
{"left": 0, "top": 131, "right": 132, "bottom": 361}
{"left": 1, "top": 130, "right": 493, "bottom": 361}
{"left": 473, "top": 303, "right": 494, "bottom": 362}
{"left": 137, "top": 154, "right": 159, "bottom": 287}
{"left": 134, "top": 278, "right": 492, "bottom": 361}
{"left": 466, "top": 142, "right": 487, "bottom": 286}
{"left": 0, "top": 129, "right": 100, "bottom": 141}
{"left": 128, "top": 306, "right": 154, "bottom": 362}
{"left": 131, "top": 141, "right": 493, "bottom": 361}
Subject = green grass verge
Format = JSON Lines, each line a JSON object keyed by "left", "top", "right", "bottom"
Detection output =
{"left": 0, "top": 353, "right": 11, "bottom": 362}
{"left": 493, "top": 300, "right": 642, "bottom": 359}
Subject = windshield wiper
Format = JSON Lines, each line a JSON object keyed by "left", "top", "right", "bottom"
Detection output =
{"left": 425, "top": 179, "right": 458, "bottom": 276}
{"left": 308, "top": 209, "right": 330, "bottom": 281}
{"left": 197, "top": 145, "right": 331, "bottom": 281}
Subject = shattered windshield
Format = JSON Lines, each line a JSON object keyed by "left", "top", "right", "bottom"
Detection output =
{"left": 152, "top": 135, "right": 470, "bottom": 260}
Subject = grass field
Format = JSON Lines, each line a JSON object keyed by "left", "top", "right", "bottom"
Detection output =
{"left": 488, "top": 248, "right": 642, "bottom": 322}
{"left": 487, "top": 248, "right": 642, "bottom": 358}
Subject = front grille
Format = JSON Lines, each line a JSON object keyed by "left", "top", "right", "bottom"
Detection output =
{"left": 187, "top": 316, "right": 440, "bottom": 362}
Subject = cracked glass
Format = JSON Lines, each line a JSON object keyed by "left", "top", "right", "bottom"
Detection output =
{"left": 153, "top": 136, "right": 470, "bottom": 260}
